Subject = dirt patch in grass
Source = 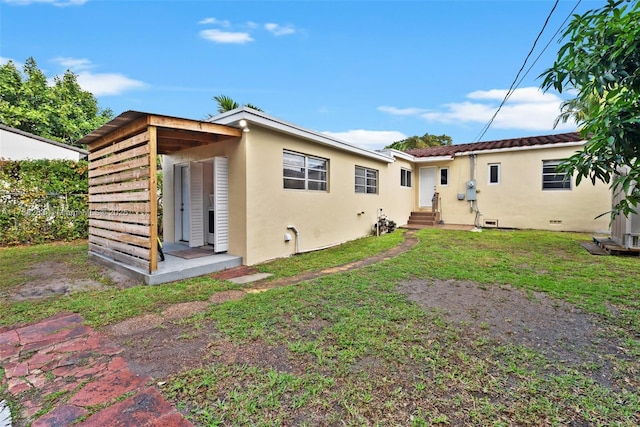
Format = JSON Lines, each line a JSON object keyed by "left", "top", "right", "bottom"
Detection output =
{"left": 6, "top": 260, "right": 139, "bottom": 301}
{"left": 398, "top": 279, "right": 632, "bottom": 388}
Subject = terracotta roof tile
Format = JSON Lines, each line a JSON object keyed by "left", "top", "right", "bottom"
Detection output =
{"left": 406, "top": 132, "right": 584, "bottom": 158}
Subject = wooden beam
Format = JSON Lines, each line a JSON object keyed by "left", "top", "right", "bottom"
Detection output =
{"left": 89, "top": 167, "right": 150, "bottom": 186}
{"left": 89, "top": 191, "right": 150, "bottom": 203}
{"left": 157, "top": 129, "right": 220, "bottom": 143}
{"left": 89, "top": 210, "right": 150, "bottom": 226}
{"left": 89, "top": 201, "right": 150, "bottom": 213}
{"left": 89, "top": 179, "right": 149, "bottom": 195}
{"left": 88, "top": 116, "right": 149, "bottom": 152}
{"left": 148, "top": 125, "right": 159, "bottom": 273}
{"left": 89, "top": 235, "right": 149, "bottom": 259}
{"left": 88, "top": 130, "right": 150, "bottom": 161}
{"left": 89, "top": 144, "right": 149, "bottom": 170}
{"left": 89, "top": 243, "right": 149, "bottom": 270}
{"left": 149, "top": 115, "right": 242, "bottom": 137}
{"left": 88, "top": 157, "right": 148, "bottom": 178}
{"left": 90, "top": 226, "right": 151, "bottom": 248}
{"left": 90, "top": 219, "right": 150, "bottom": 236}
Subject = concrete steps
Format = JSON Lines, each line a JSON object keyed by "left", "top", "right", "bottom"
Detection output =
{"left": 407, "top": 211, "right": 440, "bottom": 227}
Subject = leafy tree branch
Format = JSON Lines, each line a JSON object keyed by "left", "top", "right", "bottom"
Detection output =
{"left": 540, "top": 0, "right": 640, "bottom": 218}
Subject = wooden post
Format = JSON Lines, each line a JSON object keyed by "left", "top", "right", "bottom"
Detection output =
{"left": 148, "top": 125, "right": 158, "bottom": 273}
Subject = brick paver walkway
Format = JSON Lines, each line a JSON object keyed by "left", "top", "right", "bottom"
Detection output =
{"left": 0, "top": 313, "right": 192, "bottom": 426}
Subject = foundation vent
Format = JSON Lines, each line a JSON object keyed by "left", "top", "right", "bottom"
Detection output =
{"left": 483, "top": 219, "right": 498, "bottom": 228}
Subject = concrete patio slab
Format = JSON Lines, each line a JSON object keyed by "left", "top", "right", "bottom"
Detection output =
{"left": 90, "top": 242, "right": 242, "bottom": 285}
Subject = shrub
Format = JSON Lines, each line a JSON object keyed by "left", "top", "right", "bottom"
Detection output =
{"left": 0, "top": 159, "right": 89, "bottom": 245}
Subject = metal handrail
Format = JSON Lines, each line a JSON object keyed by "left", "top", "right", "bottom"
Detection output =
{"left": 431, "top": 192, "right": 440, "bottom": 214}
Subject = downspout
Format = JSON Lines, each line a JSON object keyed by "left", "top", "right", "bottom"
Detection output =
{"left": 469, "top": 153, "right": 482, "bottom": 230}
{"left": 287, "top": 225, "right": 300, "bottom": 254}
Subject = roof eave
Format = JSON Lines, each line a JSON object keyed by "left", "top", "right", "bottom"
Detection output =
{"left": 453, "top": 140, "right": 586, "bottom": 157}
{"left": 210, "top": 108, "right": 395, "bottom": 163}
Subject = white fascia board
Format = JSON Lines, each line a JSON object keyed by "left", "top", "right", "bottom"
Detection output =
{"left": 453, "top": 140, "right": 586, "bottom": 157}
{"left": 210, "top": 108, "right": 394, "bottom": 163}
{"left": 376, "top": 148, "right": 416, "bottom": 162}
{"left": 413, "top": 155, "right": 455, "bottom": 163}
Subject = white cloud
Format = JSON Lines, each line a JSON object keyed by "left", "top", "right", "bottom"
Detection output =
{"left": 76, "top": 72, "right": 145, "bottom": 96}
{"left": 49, "top": 57, "right": 145, "bottom": 96}
{"left": 199, "top": 29, "right": 253, "bottom": 44}
{"left": 0, "top": 56, "right": 18, "bottom": 66}
{"left": 379, "top": 87, "right": 576, "bottom": 132}
{"left": 3, "top": 0, "right": 87, "bottom": 6}
{"left": 467, "top": 87, "right": 559, "bottom": 104}
{"left": 52, "top": 56, "right": 93, "bottom": 71}
{"left": 377, "top": 106, "right": 429, "bottom": 116}
{"left": 264, "top": 23, "right": 295, "bottom": 36}
{"left": 322, "top": 129, "right": 407, "bottom": 151}
{"left": 198, "top": 17, "right": 230, "bottom": 27}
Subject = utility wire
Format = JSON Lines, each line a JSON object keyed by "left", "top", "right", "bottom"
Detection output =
{"left": 514, "top": 0, "right": 582, "bottom": 91}
{"left": 473, "top": 0, "right": 561, "bottom": 142}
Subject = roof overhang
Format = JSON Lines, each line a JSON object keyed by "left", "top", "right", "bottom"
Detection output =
{"left": 452, "top": 140, "right": 586, "bottom": 157}
{"left": 211, "top": 108, "right": 395, "bottom": 164}
{"left": 78, "top": 111, "right": 243, "bottom": 154}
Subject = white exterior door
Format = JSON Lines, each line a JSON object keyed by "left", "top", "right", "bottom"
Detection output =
{"left": 213, "top": 157, "right": 229, "bottom": 252}
{"left": 419, "top": 167, "right": 436, "bottom": 207}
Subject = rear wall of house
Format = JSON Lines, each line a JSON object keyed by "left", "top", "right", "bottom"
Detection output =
{"left": 426, "top": 145, "right": 610, "bottom": 233}
{"left": 242, "top": 125, "right": 414, "bottom": 265}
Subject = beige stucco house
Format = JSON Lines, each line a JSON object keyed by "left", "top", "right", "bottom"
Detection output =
{"left": 405, "top": 133, "right": 611, "bottom": 233}
{"left": 79, "top": 108, "right": 610, "bottom": 284}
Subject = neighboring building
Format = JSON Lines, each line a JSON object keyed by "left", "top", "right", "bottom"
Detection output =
{"left": 405, "top": 133, "right": 610, "bottom": 234}
{"left": 78, "top": 109, "right": 610, "bottom": 284}
{"left": 0, "top": 124, "right": 88, "bottom": 160}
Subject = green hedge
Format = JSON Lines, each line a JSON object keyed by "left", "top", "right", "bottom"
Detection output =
{"left": 0, "top": 159, "right": 89, "bottom": 245}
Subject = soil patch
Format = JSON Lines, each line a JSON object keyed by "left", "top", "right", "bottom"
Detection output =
{"left": 398, "top": 279, "right": 631, "bottom": 387}
{"left": 8, "top": 260, "right": 139, "bottom": 302}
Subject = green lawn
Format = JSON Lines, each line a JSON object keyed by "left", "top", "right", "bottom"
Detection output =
{"left": 1, "top": 229, "right": 639, "bottom": 425}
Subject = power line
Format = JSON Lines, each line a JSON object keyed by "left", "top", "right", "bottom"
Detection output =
{"left": 473, "top": 0, "right": 562, "bottom": 142}
{"left": 514, "top": 1, "right": 582, "bottom": 91}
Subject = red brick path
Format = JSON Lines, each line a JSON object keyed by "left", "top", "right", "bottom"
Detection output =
{"left": 0, "top": 313, "right": 192, "bottom": 426}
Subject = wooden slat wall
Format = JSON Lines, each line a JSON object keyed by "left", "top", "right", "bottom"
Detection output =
{"left": 88, "top": 128, "right": 156, "bottom": 272}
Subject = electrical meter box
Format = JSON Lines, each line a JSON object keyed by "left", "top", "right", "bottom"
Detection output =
{"left": 466, "top": 180, "right": 477, "bottom": 201}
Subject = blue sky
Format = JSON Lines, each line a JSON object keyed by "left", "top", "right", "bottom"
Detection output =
{"left": 1, "top": 0, "right": 600, "bottom": 150}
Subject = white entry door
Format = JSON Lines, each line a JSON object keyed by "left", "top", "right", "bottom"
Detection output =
{"left": 174, "top": 162, "right": 205, "bottom": 246}
{"left": 419, "top": 167, "right": 436, "bottom": 207}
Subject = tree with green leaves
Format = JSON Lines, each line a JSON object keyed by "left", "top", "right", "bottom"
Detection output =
{"left": 209, "top": 94, "right": 263, "bottom": 117}
{"left": 541, "top": 0, "right": 640, "bottom": 218}
{"left": 0, "top": 57, "right": 113, "bottom": 147}
{"left": 385, "top": 133, "right": 452, "bottom": 151}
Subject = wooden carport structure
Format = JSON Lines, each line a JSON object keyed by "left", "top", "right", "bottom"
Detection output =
{"left": 78, "top": 111, "right": 242, "bottom": 274}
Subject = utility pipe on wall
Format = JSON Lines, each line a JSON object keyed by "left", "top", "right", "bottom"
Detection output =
{"left": 287, "top": 225, "right": 300, "bottom": 254}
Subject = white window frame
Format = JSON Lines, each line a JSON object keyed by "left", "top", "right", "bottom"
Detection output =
{"left": 439, "top": 167, "right": 449, "bottom": 186}
{"left": 283, "top": 150, "right": 328, "bottom": 191}
{"left": 355, "top": 166, "right": 378, "bottom": 194}
{"left": 488, "top": 163, "right": 501, "bottom": 185}
{"left": 542, "top": 160, "right": 571, "bottom": 190}
{"left": 400, "top": 168, "right": 412, "bottom": 188}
